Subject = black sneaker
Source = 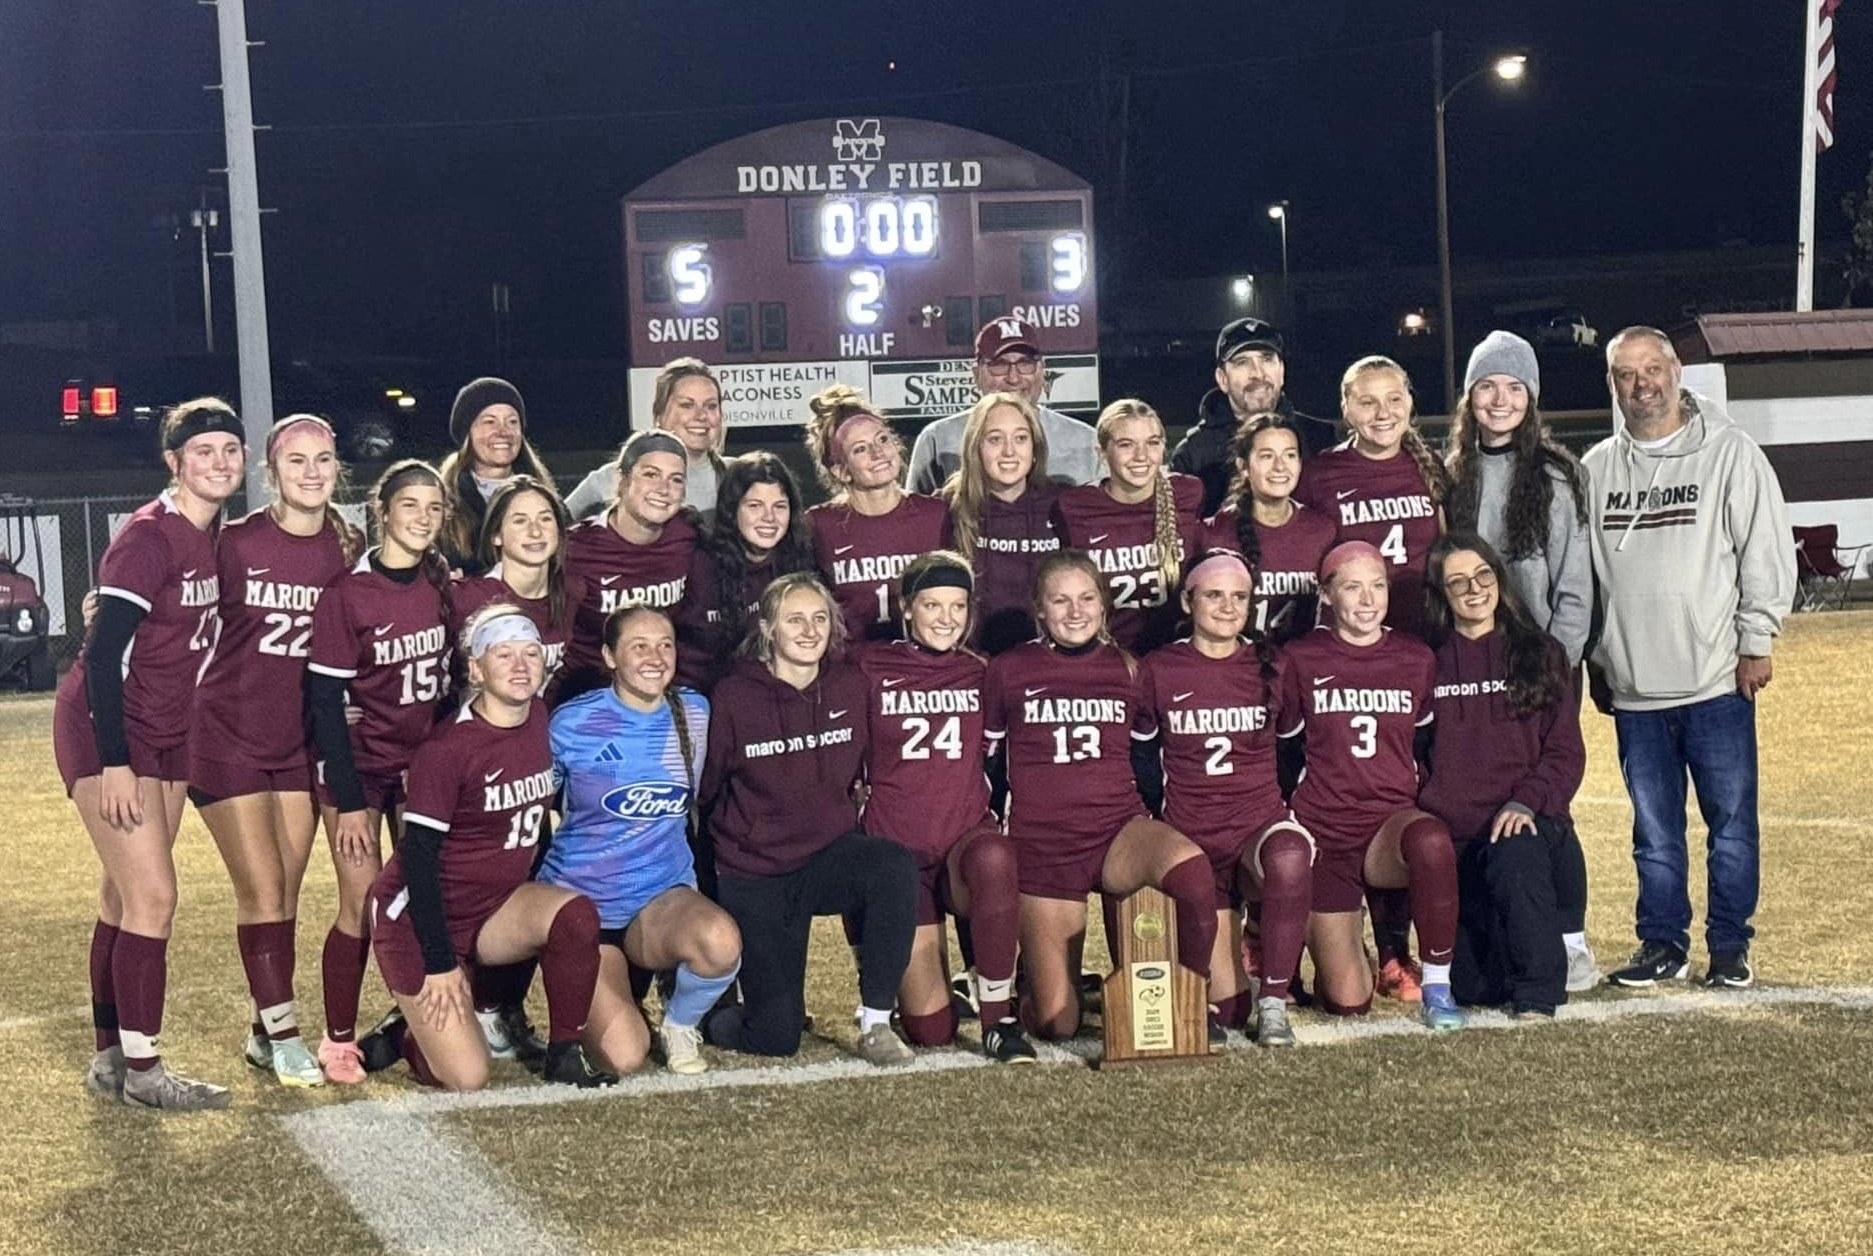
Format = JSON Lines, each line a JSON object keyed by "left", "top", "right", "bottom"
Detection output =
{"left": 496, "top": 1004, "right": 548, "bottom": 1066}
{"left": 1206, "top": 1007, "right": 1227, "bottom": 1048}
{"left": 541, "top": 1040, "right": 618, "bottom": 1088}
{"left": 1511, "top": 1001, "right": 1556, "bottom": 1020}
{"left": 1606, "top": 941, "right": 1690, "bottom": 988}
{"left": 1702, "top": 949, "right": 1754, "bottom": 989}
{"left": 356, "top": 1008, "right": 407, "bottom": 1073}
{"left": 982, "top": 1018, "right": 1037, "bottom": 1065}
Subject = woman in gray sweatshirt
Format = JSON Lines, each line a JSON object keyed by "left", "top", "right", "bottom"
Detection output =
{"left": 1444, "top": 330, "right": 1598, "bottom": 992}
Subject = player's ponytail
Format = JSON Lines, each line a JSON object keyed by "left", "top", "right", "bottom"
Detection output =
{"left": 804, "top": 383, "right": 879, "bottom": 497}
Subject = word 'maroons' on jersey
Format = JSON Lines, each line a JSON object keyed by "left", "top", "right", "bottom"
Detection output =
{"left": 1336, "top": 494, "right": 1435, "bottom": 527}
{"left": 878, "top": 686, "right": 981, "bottom": 716}
{"left": 1022, "top": 695, "right": 1127, "bottom": 725}
{"left": 483, "top": 767, "right": 555, "bottom": 812}
{"left": 1166, "top": 705, "right": 1268, "bottom": 735}
{"left": 1310, "top": 685, "right": 1415, "bottom": 714}
{"left": 242, "top": 579, "right": 323, "bottom": 612}
{"left": 831, "top": 552, "right": 918, "bottom": 587}
{"left": 374, "top": 624, "right": 449, "bottom": 667}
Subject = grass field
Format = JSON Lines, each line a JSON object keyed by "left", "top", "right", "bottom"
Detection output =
{"left": 3, "top": 612, "right": 1872, "bottom": 1256}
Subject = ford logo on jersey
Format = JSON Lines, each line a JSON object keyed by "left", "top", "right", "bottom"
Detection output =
{"left": 600, "top": 782, "right": 690, "bottom": 820}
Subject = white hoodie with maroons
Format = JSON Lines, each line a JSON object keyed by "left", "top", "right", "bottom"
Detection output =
{"left": 1583, "top": 390, "right": 1796, "bottom": 712}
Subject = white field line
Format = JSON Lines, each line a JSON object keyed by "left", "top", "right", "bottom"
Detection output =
{"left": 817, "top": 1245, "right": 1077, "bottom": 1256}
{"left": 281, "top": 984, "right": 1873, "bottom": 1256}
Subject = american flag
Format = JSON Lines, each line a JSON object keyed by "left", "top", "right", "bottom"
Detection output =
{"left": 1817, "top": 0, "right": 1843, "bottom": 152}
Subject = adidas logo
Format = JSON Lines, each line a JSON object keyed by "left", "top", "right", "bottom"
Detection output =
{"left": 595, "top": 742, "right": 627, "bottom": 763}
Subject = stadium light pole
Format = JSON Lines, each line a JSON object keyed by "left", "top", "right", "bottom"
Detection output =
{"left": 1266, "top": 201, "right": 1290, "bottom": 318}
{"left": 1434, "top": 31, "right": 1527, "bottom": 412}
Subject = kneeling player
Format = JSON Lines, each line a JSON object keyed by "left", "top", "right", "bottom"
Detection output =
{"left": 857, "top": 553, "right": 1032, "bottom": 1063}
{"left": 984, "top": 552, "right": 1217, "bottom": 1040}
{"left": 1276, "top": 542, "right": 1465, "bottom": 1030}
{"left": 541, "top": 605, "right": 742, "bottom": 1076}
{"left": 366, "top": 606, "right": 617, "bottom": 1089}
{"left": 1139, "top": 551, "right": 1314, "bottom": 1047}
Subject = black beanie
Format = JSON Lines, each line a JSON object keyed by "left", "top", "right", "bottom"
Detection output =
{"left": 449, "top": 377, "right": 526, "bottom": 446}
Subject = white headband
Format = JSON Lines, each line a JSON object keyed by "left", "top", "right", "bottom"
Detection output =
{"left": 467, "top": 610, "right": 542, "bottom": 660}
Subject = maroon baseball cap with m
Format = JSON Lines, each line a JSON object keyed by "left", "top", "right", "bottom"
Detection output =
{"left": 975, "top": 316, "right": 1041, "bottom": 361}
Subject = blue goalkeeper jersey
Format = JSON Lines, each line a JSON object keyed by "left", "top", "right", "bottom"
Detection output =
{"left": 541, "top": 685, "right": 708, "bottom": 929}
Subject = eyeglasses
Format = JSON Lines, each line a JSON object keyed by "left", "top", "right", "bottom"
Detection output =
{"left": 1442, "top": 569, "right": 1499, "bottom": 596}
{"left": 982, "top": 355, "right": 1041, "bottom": 380}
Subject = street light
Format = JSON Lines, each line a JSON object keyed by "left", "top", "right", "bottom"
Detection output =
{"left": 1266, "top": 201, "right": 1290, "bottom": 314}
{"left": 1231, "top": 274, "right": 1254, "bottom": 304}
{"left": 1433, "top": 31, "right": 1527, "bottom": 411}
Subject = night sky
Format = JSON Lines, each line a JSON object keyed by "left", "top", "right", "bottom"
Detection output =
{"left": 2, "top": 0, "right": 1864, "bottom": 365}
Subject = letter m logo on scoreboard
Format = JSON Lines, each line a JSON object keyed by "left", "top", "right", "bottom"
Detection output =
{"left": 832, "top": 118, "right": 885, "bottom": 163}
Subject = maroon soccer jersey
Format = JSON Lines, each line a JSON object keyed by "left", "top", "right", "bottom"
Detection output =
{"left": 1292, "top": 446, "right": 1441, "bottom": 637}
{"left": 82, "top": 492, "right": 222, "bottom": 751}
{"left": 809, "top": 493, "right": 949, "bottom": 646}
{"left": 1275, "top": 627, "right": 1435, "bottom": 848}
{"left": 984, "top": 640, "right": 1149, "bottom": 855}
{"left": 561, "top": 511, "right": 697, "bottom": 695}
{"left": 377, "top": 699, "right": 555, "bottom": 938}
{"left": 306, "top": 555, "right": 450, "bottom": 778}
{"left": 855, "top": 640, "right": 991, "bottom": 864}
{"left": 191, "top": 510, "right": 347, "bottom": 770}
{"left": 1200, "top": 503, "right": 1338, "bottom": 643}
{"left": 944, "top": 483, "right": 1062, "bottom": 655}
{"left": 1052, "top": 475, "right": 1204, "bottom": 654}
{"left": 1139, "top": 640, "right": 1286, "bottom": 856}
{"left": 449, "top": 563, "right": 581, "bottom": 700}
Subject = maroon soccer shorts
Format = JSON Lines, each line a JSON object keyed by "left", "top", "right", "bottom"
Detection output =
{"left": 53, "top": 689, "right": 187, "bottom": 795}
{"left": 369, "top": 889, "right": 491, "bottom": 998}
{"left": 188, "top": 754, "right": 317, "bottom": 805}
{"left": 315, "top": 768, "right": 406, "bottom": 816}
{"left": 1204, "top": 813, "right": 1314, "bottom": 910}
{"left": 1013, "top": 821, "right": 1134, "bottom": 901}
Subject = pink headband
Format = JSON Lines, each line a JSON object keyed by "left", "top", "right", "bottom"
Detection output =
{"left": 1319, "top": 540, "right": 1385, "bottom": 584}
{"left": 828, "top": 412, "right": 885, "bottom": 467}
{"left": 266, "top": 416, "right": 335, "bottom": 460}
{"left": 1184, "top": 549, "right": 1253, "bottom": 591}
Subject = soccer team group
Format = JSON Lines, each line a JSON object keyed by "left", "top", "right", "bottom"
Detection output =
{"left": 54, "top": 312, "right": 1798, "bottom": 1109}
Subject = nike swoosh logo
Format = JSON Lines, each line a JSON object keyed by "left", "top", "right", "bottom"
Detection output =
{"left": 1312, "top": 675, "right": 1336, "bottom": 685}
{"left": 1336, "top": 489, "right": 1357, "bottom": 500}
{"left": 1173, "top": 691, "right": 1194, "bottom": 702}
{"left": 484, "top": 769, "right": 504, "bottom": 783}
{"left": 828, "top": 709, "right": 848, "bottom": 720}
{"left": 834, "top": 545, "right": 856, "bottom": 556}
{"left": 601, "top": 575, "right": 622, "bottom": 586}
{"left": 182, "top": 569, "right": 199, "bottom": 579}
{"left": 1086, "top": 534, "right": 1109, "bottom": 545}
{"left": 374, "top": 624, "right": 395, "bottom": 637}
{"left": 1024, "top": 687, "right": 1048, "bottom": 698}
{"left": 881, "top": 678, "right": 904, "bottom": 687}
{"left": 246, "top": 567, "right": 270, "bottom": 577}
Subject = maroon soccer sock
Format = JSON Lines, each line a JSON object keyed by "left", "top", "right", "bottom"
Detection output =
{"left": 111, "top": 930, "right": 168, "bottom": 1072}
{"left": 958, "top": 835, "right": 1020, "bottom": 1028}
{"left": 1367, "top": 886, "right": 1414, "bottom": 966}
{"left": 1159, "top": 855, "right": 1219, "bottom": 978}
{"left": 471, "top": 959, "right": 538, "bottom": 1016}
{"left": 1255, "top": 831, "right": 1313, "bottom": 1004}
{"left": 1212, "top": 991, "right": 1252, "bottom": 1029}
{"left": 237, "top": 919, "right": 299, "bottom": 1040}
{"left": 89, "top": 920, "right": 121, "bottom": 1052}
{"left": 1399, "top": 816, "right": 1459, "bottom": 968}
{"left": 320, "top": 926, "right": 372, "bottom": 1043}
{"left": 900, "top": 1004, "right": 958, "bottom": 1046}
{"left": 539, "top": 897, "right": 601, "bottom": 1044}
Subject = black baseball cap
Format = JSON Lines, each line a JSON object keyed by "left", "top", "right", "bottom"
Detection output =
{"left": 1215, "top": 317, "right": 1286, "bottom": 365}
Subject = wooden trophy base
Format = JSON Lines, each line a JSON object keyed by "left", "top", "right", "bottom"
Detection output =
{"left": 1095, "top": 886, "right": 1213, "bottom": 1069}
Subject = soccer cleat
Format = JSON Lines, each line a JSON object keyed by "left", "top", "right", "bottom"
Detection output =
{"left": 1375, "top": 957, "right": 1423, "bottom": 1003}
{"left": 121, "top": 1061, "right": 232, "bottom": 1111}
{"left": 318, "top": 1035, "right": 367, "bottom": 1085}
{"left": 1512, "top": 1002, "right": 1556, "bottom": 1021}
{"left": 1565, "top": 944, "right": 1602, "bottom": 993}
{"left": 659, "top": 1021, "right": 708, "bottom": 1076}
{"left": 1702, "top": 949, "right": 1754, "bottom": 989}
{"left": 1420, "top": 984, "right": 1467, "bottom": 1032}
{"left": 855, "top": 1023, "right": 914, "bottom": 1066}
{"left": 1255, "top": 998, "right": 1296, "bottom": 1048}
{"left": 477, "top": 1008, "right": 518, "bottom": 1061}
{"left": 541, "top": 1040, "right": 618, "bottom": 1088}
{"left": 1206, "top": 1006, "right": 1227, "bottom": 1049}
{"left": 269, "top": 1037, "right": 326, "bottom": 1088}
{"left": 242, "top": 1032, "right": 272, "bottom": 1072}
{"left": 355, "top": 1008, "right": 407, "bottom": 1073}
{"left": 495, "top": 1004, "right": 548, "bottom": 1066}
{"left": 950, "top": 971, "right": 978, "bottom": 1016}
{"left": 1607, "top": 941, "right": 1690, "bottom": 988}
{"left": 84, "top": 1047, "right": 126, "bottom": 1097}
{"left": 982, "top": 1018, "right": 1037, "bottom": 1064}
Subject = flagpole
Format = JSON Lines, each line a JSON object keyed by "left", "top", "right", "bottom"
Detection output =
{"left": 1798, "top": 0, "right": 1821, "bottom": 312}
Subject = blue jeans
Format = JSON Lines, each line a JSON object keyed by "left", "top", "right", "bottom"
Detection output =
{"left": 1614, "top": 692, "right": 1760, "bottom": 954}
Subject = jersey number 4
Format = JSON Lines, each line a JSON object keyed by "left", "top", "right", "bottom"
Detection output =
{"left": 901, "top": 715, "right": 963, "bottom": 760}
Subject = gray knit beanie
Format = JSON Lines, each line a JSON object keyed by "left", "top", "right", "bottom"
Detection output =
{"left": 1463, "top": 330, "right": 1539, "bottom": 404}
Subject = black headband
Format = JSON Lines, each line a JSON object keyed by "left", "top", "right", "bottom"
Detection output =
{"left": 620, "top": 430, "right": 686, "bottom": 470}
{"left": 164, "top": 407, "right": 245, "bottom": 452}
{"left": 902, "top": 561, "right": 974, "bottom": 602}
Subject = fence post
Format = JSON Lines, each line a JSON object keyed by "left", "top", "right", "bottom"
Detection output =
{"left": 82, "top": 499, "right": 95, "bottom": 579}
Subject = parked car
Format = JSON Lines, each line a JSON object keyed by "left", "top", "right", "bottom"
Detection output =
{"left": 0, "top": 512, "right": 54, "bottom": 691}
{"left": 1532, "top": 312, "right": 1600, "bottom": 349}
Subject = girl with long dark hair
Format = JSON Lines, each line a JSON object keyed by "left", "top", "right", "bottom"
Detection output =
{"left": 1201, "top": 414, "right": 1336, "bottom": 644}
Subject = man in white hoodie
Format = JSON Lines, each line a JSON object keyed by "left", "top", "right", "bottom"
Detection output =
{"left": 1585, "top": 327, "right": 1795, "bottom": 991}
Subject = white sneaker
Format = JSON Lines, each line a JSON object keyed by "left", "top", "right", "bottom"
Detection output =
{"left": 121, "top": 1060, "right": 231, "bottom": 1111}
{"left": 855, "top": 1023, "right": 914, "bottom": 1066}
{"left": 477, "top": 1008, "right": 517, "bottom": 1060}
{"left": 659, "top": 1021, "right": 708, "bottom": 1076}
{"left": 269, "top": 1037, "right": 326, "bottom": 1088}
{"left": 1565, "top": 943, "right": 1601, "bottom": 993}
{"left": 84, "top": 1047, "right": 125, "bottom": 1097}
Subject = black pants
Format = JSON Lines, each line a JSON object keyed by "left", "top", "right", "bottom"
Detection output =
{"left": 1451, "top": 816, "right": 1570, "bottom": 1012}
{"left": 706, "top": 832, "right": 917, "bottom": 1057}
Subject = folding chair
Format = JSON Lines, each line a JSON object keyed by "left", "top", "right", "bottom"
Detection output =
{"left": 1793, "top": 524, "right": 1870, "bottom": 611}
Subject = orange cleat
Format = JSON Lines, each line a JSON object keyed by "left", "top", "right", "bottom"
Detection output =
{"left": 1375, "top": 956, "right": 1423, "bottom": 1003}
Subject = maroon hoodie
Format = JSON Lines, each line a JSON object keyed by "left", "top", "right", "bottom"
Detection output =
{"left": 1418, "top": 629, "right": 1585, "bottom": 839}
{"left": 700, "top": 658, "right": 870, "bottom": 877}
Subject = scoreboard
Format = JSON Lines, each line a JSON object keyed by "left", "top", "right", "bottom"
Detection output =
{"left": 622, "top": 117, "right": 1098, "bottom": 429}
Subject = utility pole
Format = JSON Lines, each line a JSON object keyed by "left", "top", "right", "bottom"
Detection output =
{"left": 1433, "top": 30, "right": 1455, "bottom": 413}
{"left": 207, "top": 0, "right": 275, "bottom": 504}
{"left": 189, "top": 189, "right": 218, "bottom": 354}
